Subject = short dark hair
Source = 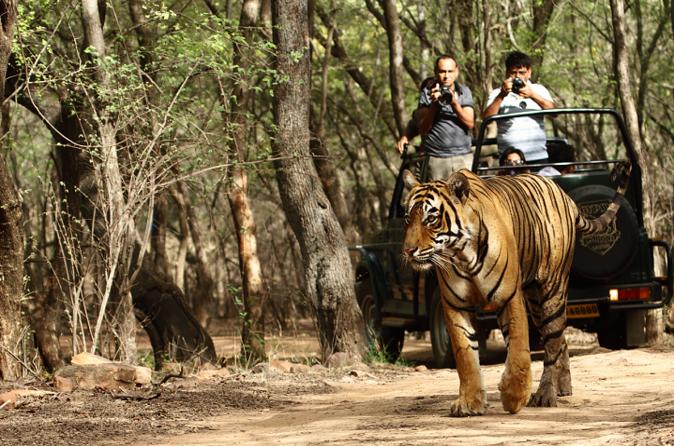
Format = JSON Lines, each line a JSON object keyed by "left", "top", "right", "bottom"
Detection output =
{"left": 435, "top": 54, "right": 456, "bottom": 70}
{"left": 499, "top": 148, "right": 526, "bottom": 166}
{"left": 548, "top": 142, "right": 576, "bottom": 163}
{"left": 505, "top": 51, "right": 532, "bottom": 70}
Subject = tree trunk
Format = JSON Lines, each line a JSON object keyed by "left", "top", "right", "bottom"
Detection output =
{"left": 530, "top": 0, "right": 556, "bottom": 67}
{"left": 271, "top": 0, "right": 365, "bottom": 363}
{"left": 132, "top": 258, "right": 216, "bottom": 369}
{"left": 215, "top": 0, "right": 268, "bottom": 364}
{"left": 455, "top": 0, "right": 476, "bottom": 85}
{"left": 129, "top": 0, "right": 170, "bottom": 277}
{"left": 417, "top": 0, "right": 429, "bottom": 80}
{"left": 185, "top": 201, "right": 215, "bottom": 330}
{"left": 150, "top": 194, "right": 170, "bottom": 276}
{"left": 0, "top": 0, "right": 24, "bottom": 381}
{"left": 81, "top": 0, "right": 136, "bottom": 362}
{"left": 609, "top": 0, "right": 661, "bottom": 345}
{"left": 633, "top": 2, "right": 667, "bottom": 136}
{"left": 479, "top": 0, "right": 494, "bottom": 109}
{"left": 609, "top": 0, "right": 655, "bottom": 236}
{"left": 227, "top": 170, "right": 267, "bottom": 362}
{"left": 31, "top": 279, "right": 64, "bottom": 372}
{"left": 309, "top": 3, "right": 359, "bottom": 244}
{"left": 381, "top": 0, "right": 407, "bottom": 136}
{"left": 171, "top": 185, "right": 189, "bottom": 291}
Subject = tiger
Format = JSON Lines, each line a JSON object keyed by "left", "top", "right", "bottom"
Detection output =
{"left": 402, "top": 162, "right": 631, "bottom": 417}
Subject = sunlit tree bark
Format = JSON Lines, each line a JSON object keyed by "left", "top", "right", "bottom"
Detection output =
{"left": 609, "top": 0, "right": 661, "bottom": 345}
{"left": 381, "top": 0, "right": 408, "bottom": 136}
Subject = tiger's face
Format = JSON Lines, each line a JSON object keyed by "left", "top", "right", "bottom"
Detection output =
{"left": 402, "top": 171, "right": 477, "bottom": 273}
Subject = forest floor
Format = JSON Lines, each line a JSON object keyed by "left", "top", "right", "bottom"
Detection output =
{"left": 2, "top": 329, "right": 674, "bottom": 446}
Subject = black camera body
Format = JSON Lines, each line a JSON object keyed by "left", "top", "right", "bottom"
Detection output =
{"left": 438, "top": 84, "right": 453, "bottom": 104}
{"left": 512, "top": 77, "right": 526, "bottom": 95}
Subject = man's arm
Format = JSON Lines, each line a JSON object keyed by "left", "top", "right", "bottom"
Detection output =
{"left": 516, "top": 83, "right": 555, "bottom": 109}
{"left": 527, "top": 89, "right": 555, "bottom": 109}
{"left": 483, "top": 79, "right": 511, "bottom": 118}
{"left": 482, "top": 91, "right": 505, "bottom": 118}
{"left": 396, "top": 78, "right": 438, "bottom": 154}
{"left": 451, "top": 98, "right": 474, "bottom": 130}
{"left": 396, "top": 118, "right": 418, "bottom": 154}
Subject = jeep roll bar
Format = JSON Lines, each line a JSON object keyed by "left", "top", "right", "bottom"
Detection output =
{"left": 471, "top": 108, "right": 644, "bottom": 223}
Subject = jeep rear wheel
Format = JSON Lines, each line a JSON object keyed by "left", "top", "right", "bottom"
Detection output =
{"left": 430, "top": 289, "right": 456, "bottom": 368}
{"left": 598, "top": 310, "right": 647, "bottom": 350}
{"left": 356, "top": 279, "right": 404, "bottom": 362}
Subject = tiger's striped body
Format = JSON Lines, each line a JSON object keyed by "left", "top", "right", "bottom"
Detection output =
{"left": 402, "top": 164, "right": 630, "bottom": 416}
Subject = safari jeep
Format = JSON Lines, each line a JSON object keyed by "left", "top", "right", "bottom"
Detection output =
{"left": 351, "top": 108, "right": 672, "bottom": 367}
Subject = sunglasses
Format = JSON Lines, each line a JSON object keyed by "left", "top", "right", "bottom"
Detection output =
{"left": 504, "top": 159, "right": 525, "bottom": 166}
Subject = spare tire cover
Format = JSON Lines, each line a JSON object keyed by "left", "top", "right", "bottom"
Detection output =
{"left": 568, "top": 185, "right": 638, "bottom": 281}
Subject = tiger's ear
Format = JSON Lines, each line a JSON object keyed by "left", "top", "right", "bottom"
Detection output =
{"left": 448, "top": 173, "right": 470, "bottom": 203}
{"left": 402, "top": 169, "right": 420, "bottom": 190}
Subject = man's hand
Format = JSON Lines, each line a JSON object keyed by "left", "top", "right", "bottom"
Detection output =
{"left": 429, "top": 83, "right": 442, "bottom": 103}
{"left": 515, "top": 82, "right": 533, "bottom": 98}
{"left": 500, "top": 77, "right": 514, "bottom": 96}
{"left": 396, "top": 135, "right": 409, "bottom": 154}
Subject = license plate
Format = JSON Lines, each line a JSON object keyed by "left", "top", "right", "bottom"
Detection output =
{"left": 567, "top": 303, "right": 599, "bottom": 319}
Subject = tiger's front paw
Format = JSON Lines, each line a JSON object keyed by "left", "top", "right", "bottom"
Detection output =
{"left": 449, "top": 393, "right": 487, "bottom": 417}
{"left": 499, "top": 367, "right": 531, "bottom": 414}
{"left": 527, "top": 384, "right": 557, "bottom": 407}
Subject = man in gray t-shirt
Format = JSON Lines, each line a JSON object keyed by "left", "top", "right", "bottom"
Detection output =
{"left": 396, "top": 55, "right": 475, "bottom": 180}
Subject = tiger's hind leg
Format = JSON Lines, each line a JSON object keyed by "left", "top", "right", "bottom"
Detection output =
{"left": 556, "top": 340, "right": 572, "bottom": 396}
{"left": 528, "top": 289, "right": 571, "bottom": 407}
{"left": 496, "top": 291, "right": 532, "bottom": 414}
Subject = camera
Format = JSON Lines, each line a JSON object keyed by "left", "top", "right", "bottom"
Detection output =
{"left": 512, "top": 77, "right": 526, "bottom": 94}
{"left": 438, "top": 85, "right": 453, "bottom": 104}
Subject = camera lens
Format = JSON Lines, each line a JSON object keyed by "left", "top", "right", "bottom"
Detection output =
{"left": 439, "top": 86, "right": 452, "bottom": 104}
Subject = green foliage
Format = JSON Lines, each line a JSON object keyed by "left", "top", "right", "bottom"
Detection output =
{"left": 364, "top": 342, "right": 410, "bottom": 367}
{"left": 6, "top": 0, "right": 673, "bottom": 363}
{"left": 364, "top": 342, "right": 392, "bottom": 365}
{"left": 137, "top": 350, "right": 155, "bottom": 369}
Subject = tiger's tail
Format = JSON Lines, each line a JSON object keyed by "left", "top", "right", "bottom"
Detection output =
{"left": 575, "top": 160, "right": 632, "bottom": 235}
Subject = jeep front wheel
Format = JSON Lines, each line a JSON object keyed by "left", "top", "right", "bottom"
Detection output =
{"left": 430, "top": 288, "right": 456, "bottom": 368}
{"left": 356, "top": 279, "right": 404, "bottom": 362}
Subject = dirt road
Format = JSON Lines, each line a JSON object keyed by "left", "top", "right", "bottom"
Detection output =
{"left": 142, "top": 338, "right": 674, "bottom": 446}
{"left": 3, "top": 334, "right": 674, "bottom": 445}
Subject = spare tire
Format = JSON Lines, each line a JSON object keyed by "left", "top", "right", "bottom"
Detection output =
{"left": 568, "top": 185, "right": 638, "bottom": 282}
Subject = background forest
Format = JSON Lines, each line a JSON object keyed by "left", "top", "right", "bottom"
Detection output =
{"left": 0, "top": 0, "right": 672, "bottom": 379}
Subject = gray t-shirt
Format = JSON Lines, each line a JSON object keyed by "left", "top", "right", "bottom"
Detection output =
{"left": 418, "top": 82, "right": 473, "bottom": 158}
